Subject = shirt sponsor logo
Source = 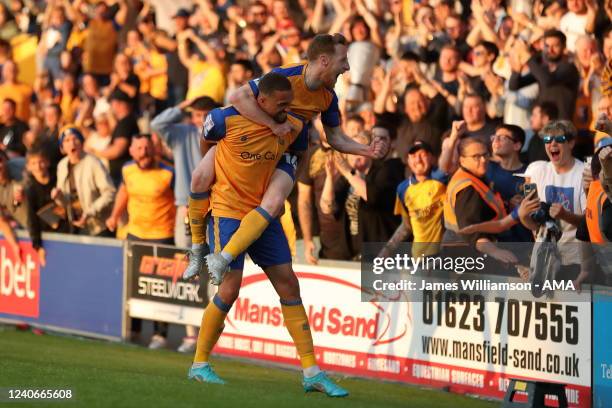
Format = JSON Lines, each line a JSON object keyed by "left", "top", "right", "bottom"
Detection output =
{"left": 240, "top": 151, "right": 277, "bottom": 161}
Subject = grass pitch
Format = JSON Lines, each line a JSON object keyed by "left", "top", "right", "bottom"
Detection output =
{"left": 0, "top": 327, "right": 496, "bottom": 408}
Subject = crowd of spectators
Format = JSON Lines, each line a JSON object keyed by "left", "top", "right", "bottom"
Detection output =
{"left": 0, "top": 0, "right": 612, "bottom": 346}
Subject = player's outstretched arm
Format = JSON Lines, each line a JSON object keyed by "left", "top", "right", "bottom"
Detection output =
{"left": 228, "top": 84, "right": 292, "bottom": 136}
{"left": 323, "top": 125, "right": 387, "bottom": 158}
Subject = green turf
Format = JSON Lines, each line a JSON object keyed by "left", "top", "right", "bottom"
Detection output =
{"left": 0, "top": 327, "right": 497, "bottom": 408}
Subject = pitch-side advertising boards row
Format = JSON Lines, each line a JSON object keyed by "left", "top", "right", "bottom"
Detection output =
{"left": 0, "top": 235, "right": 124, "bottom": 339}
{"left": 1, "top": 238, "right": 611, "bottom": 407}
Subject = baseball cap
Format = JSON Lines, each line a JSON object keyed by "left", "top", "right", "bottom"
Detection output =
{"left": 596, "top": 137, "right": 612, "bottom": 153}
{"left": 408, "top": 140, "right": 433, "bottom": 155}
{"left": 59, "top": 125, "right": 85, "bottom": 145}
{"left": 173, "top": 8, "right": 191, "bottom": 19}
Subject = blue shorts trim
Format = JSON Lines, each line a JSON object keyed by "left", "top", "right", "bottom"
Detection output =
{"left": 280, "top": 298, "right": 302, "bottom": 306}
{"left": 255, "top": 207, "right": 273, "bottom": 223}
{"left": 208, "top": 216, "right": 291, "bottom": 270}
{"left": 213, "top": 294, "right": 232, "bottom": 312}
{"left": 275, "top": 152, "right": 298, "bottom": 181}
{"left": 190, "top": 191, "right": 209, "bottom": 199}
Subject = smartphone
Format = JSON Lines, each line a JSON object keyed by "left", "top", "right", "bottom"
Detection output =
{"left": 523, "top": 183, "right": 537, "bottom": 197}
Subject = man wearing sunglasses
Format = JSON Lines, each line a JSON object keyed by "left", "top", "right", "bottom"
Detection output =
{"left": 520, "top": 120, "right": 586, "bottom": 280}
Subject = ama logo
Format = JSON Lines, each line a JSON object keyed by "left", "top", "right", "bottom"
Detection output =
{"left": 0, "top": 242, "right": 40, "bottom": 318}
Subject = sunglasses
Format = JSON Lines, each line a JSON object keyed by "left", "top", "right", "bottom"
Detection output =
{"left": 542, "top": 135, "right": 569, "bottom": 144}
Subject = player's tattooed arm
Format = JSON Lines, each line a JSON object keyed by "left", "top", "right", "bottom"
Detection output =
{"left": 229, "top": 84, "right": 292, "bottom": 137}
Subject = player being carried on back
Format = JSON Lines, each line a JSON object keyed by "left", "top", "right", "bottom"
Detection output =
{"left": 188, "top": 71, "right": 348, "bottom": 397}
{"left": 183, "top": 33, "right": 388, "bottom": 284}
